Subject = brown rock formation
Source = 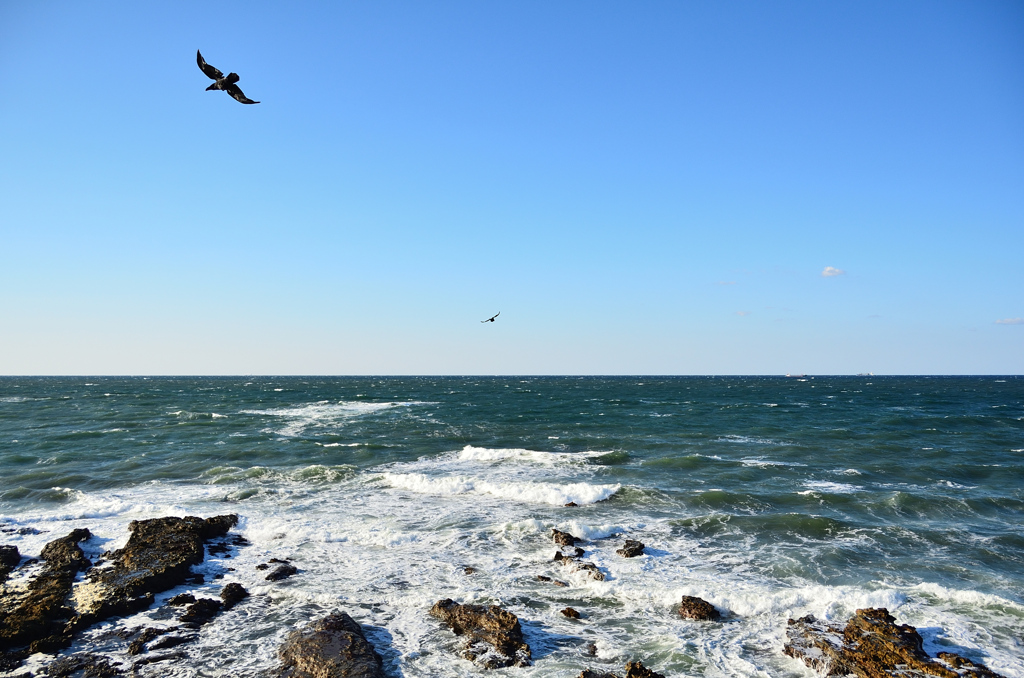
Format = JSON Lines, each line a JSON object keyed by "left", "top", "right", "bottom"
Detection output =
{"left": 578, "top": 660, "right": 666, "bottom": 678}
{"left": 553, "top": 552, "right": 605, "bottom": 581}
{"left": 678, "top": 595, "right": 721, "bottom": 621}
{"left": 429, "top": 598, "right": 532, "bottom": 668}
{"left": 616, "top": 540, "right": 645, "bottom": 558}
{"left": 0, "top": 528, "right": 92, "bottom": 653}
{"left": 552, "top": 529, "right": 581, "bottom": 546}
{"left": 276, "top": 612, "right": 384, "bottom": 678}
{"left": 0, "top": 545, "right": 19, "bottom": 582}
{"left": 561, "top": 607, "right": 581, "bottom": 619}
{"left": 219, "top": 582, "right": 248, "bottom": 609}
{"left": 784, "top": 608, "right": 1006, "bottom": 678}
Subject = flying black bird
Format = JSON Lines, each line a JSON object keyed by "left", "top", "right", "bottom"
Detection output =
{"left": 481, "top": 312, "right": 500, "bottom": 323}
{"left": 197, "top": 50, "right": 259, "bottom": 104}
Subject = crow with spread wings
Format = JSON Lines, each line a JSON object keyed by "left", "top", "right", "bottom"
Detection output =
{"left": 197, "top": 50, "right": 260, "bottom": 104}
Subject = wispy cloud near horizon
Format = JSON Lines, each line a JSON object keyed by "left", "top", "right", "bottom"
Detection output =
{"left": 821, "top": 266, "right": 845, "bottom": 277}
{"left": 995, "top": 318, "right": 1024, "bottom": 325}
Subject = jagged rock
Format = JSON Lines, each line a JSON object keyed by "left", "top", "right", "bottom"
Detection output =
{"left": 43, "top": 652, "right": 122, "bottom": 677}
{"left": 561, "top": 607, "right": 581, "bottom": 619}
{"left": 553, "top": 553, "right": 605, "bottom": 581}
{"left": 565, "top": 502, "right": 579, "bottom": 507}
{"left": 464, "top": 567, "right": 476, "bottom": 575}
{"left": 219, "top": 583, "right": 248, "bottom": 609}
{"left": 678, "top": 595, "right": 720, "bottom": 621}
{"left": 616, "top": 540, "right": 645, "bottom": 558}
{"left": 276, "top": 612, "right": 384, "bottom": 678}
{"left": 178, "top": 598, "right": 222, "bottom": 626}
{"left": 131, "top": 652, "right": 186, "bottom": 667}
{"left": 167, "top": 593, "right": 196, "bottom": 606}
{"left": 127, "top": 627, "right": 172, "bottom": 656}
{"left": 552, "top": 529, "right": 580, "bottom": 546}
{"left": 625, "top": 660, "right": 666, "bottom": 678}
{"left": 70, "top": 515, "right": 239, "bottom": 627}
{"left": 147, "top": 634, "right": 193, "bottom": 651}
{"left": 429, "top": 598, "right": 532, "bottom": 668}
{"left": 0, "top": 545, "right": 19, "bottom": 582}
{"left": 579, "top": 661, "right": 666, "bottom": 678}
{"left": 256, "top": 564, "right": 270, "bottom": 571}
{"left": 784, "top": 608, "right": 1007, "bottom": 678}
{"left": 0, "top": 528, "right": 92, "bottom": 653}
{"left": 266, "top": 563, "right": 298, "bottom": 582}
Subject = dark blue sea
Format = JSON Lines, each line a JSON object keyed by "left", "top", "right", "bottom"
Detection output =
{"left": 1, "top": 376, "right": 1022, "bottom": 677}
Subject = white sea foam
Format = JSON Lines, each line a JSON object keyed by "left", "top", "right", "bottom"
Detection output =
{"left": 240, "top": 400, "right": 428, "bottom": 437}
{"left": 740, "top": 457, "right": 807, "bottom": 468}
{"left": 379, "top": 472, "right": 620, "bottom": 506}
{"left": 799, "top": 481, "right": 861, "bottom": 494}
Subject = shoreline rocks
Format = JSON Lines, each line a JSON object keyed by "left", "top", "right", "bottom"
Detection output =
{"left": 616, "top": 540, "right": 645, "bottom": 558}
{"left": 579, "top": 660, "right": 667, "bottom": 678}
{"left": 429, "top": 598, "right": 532, "bottom": 668}
{"left": 277, "top": 612, "right": 384, "bottom": 678}
{"left": 678, "top": 596, "right": 721, "bottom": 621}
{"left": 784, "top": 607, "right": 1007, "bottom": 678}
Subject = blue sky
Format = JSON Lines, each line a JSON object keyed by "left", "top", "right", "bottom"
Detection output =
{"left": 1, "top": 1, "right": 1022, "bottom": 374}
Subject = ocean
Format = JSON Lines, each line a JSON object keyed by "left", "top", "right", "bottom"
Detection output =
{"left": 1, "top": 376, "right": 1022, "bottom": 677}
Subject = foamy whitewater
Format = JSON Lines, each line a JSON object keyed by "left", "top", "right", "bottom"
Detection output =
{"left": 1, "top": 376, "right": 1022, "bottom": 677}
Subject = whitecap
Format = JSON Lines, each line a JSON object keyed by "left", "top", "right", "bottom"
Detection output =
{"left": 378, "top": 472, "right": 620, "bottom": 506}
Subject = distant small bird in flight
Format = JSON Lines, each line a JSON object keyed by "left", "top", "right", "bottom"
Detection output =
{"left": 197, "top": 50, "right": 259, "bottom": 104}
{"left": 481, "top": 312, "right": 500, "bottom": 323}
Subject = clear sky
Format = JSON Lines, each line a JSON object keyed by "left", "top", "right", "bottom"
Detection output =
{"left": 1, "top": 1, "right": 1022, "bottom": 375}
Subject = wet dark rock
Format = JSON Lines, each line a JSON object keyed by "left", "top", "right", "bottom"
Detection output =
{"left": 207, "top": 542, "right": 231, "bottom": 557}
{"left": 625, "top": 660, "right": 666, "bottom": 678}
{"left": 167, "top": 593, "right": 196, "bottom": 606}
{"left": 536, "top": 575, "right": 569, "bottom": 587}
{"left": 579, "top": 661, "right": 666, "bottom": 678}
{"left": 586, "top": 643, "right": 598, "bottom": 656}
{"left": 561, "top": 607, "right": 581, "bottom": 619}
{"left": 42, "top": 652, "right": 122, "bottom": 677}
{"left": 0, "top": 528, "right": 92, "bottom": 653}
{"left": 256, "top": 564, "right": 270, "bottom": 571}
{"left": 536, "top": 575, "right": 551, "bottom": 582}
{"left": 148, "top": 634, "right": 193, "bottom": 651}
{"left": 177, "top": 598, "right": 222, "bottom": 626}
{"left": 219, "top": 582, "right": 248, "bottom": 609}
{"left": 463, "top": 567, "right": 476, "bottom": 575}
{"left": 266, "top": 563, "right": 298, "bottom": 582}
{"left": 552, "top": 529, "right": 581, "bottom": 546}
{"left": 564, "top": 502, "right": 579, "bottom": 507}
{"left": 17, "top": 528, "right": 42, "bottom": 536}
{"left": 0, "top": 545, "right": 20, "bottom": 581}
{"left": 616, "top": 540, "right": 645, "bottom": 558}
{"left": 127, "top": 627, "right": 171, "bottom": 656}
{"left": 269, "top": 557, "right": 291, "bottom": 564}
{"left": 131, "top": 652, "right": 186, "bottom": 667}
{"left": 276, "top": 611, "right": 384, "bottom": 678}
{"left": 784, "top": 608, "right": 1006, "bottom": 678}
{"left": 429, "top": 598, "right": 532, "bottom": 668}
{"left": 678, "top": 595, "right": 721, "bottom": 621}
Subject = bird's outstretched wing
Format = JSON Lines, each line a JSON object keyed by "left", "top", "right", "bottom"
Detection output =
{"left": 225, "top": 83, "right": 259, "bottom": 104}
{"left": 481, "top": 312, "right": 500, "bottom": 323}
{"left": 197, "top": 50, "right": 223, "bottom": 80}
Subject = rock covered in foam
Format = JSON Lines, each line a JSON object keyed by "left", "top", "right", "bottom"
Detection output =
{"left": 784, "top": 607, "right": 1007, "bottom": 678}
{"left": 578, "top": 660, "right": 666, "bottom": 678}
{"left": 678, "top": 595, "right": 721, "bottom": 621}
{"left": 429, "top": 598, "right": 532, "bottom": 668}
{"left": 276, "top": 612, "right": 384, "bottom": 678}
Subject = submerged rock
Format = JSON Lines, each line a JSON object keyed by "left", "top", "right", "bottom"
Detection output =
{"left": 177, "top": 598, "right": 223, "bottom": 626}
{"left": 616, "top": 540, "right": 645, "bottom": 558}
{"left": 429, "top": 598, "right": 532, "bottom": 668}
{"left": 578, "top": 660, "right": 666, "bottom": 678}
{"left": 678, "top": 595, "right": 721, "bottom": 621}
{"left": 561, "top": 607, "right": 581, "bottom": 619}
{"left": 553, "top": 552, "right": 605, "bottom": 581}
{"left": 0, "top": 528, "right": 92, "bottom": 653}
{"left": 266, "top": 563, "right": 298, "bottom": 582}
{"left": 43, "top": 652, "right": 122, "bottom": 677}
{"left": 784, "top": 607, "right": 1006, "bottom": 678}
{"left": 276, "top": 612, "right": 384, "bottom": 678}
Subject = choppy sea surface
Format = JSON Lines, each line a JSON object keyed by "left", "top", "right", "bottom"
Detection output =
{"left": 1, "top": 376, "right": 1022, "bottom": 677}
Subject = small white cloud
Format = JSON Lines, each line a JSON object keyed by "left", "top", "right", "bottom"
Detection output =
{"left": 821, "top": 266, "right": 845, "bottom": 277}
{"left": 995, "top": 318, "right": 1024, "bottom": 325}
{"left": 735, "top": 311, "right": 751, "bottom": 316}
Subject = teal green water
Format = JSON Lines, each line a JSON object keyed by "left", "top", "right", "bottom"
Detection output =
{"left": 1, "top": 376, "right": 1022, "bottom": 677}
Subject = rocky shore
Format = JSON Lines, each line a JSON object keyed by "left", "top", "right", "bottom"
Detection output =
{"left": 0, "top": 515, "right": 1009, "bottom": 677}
